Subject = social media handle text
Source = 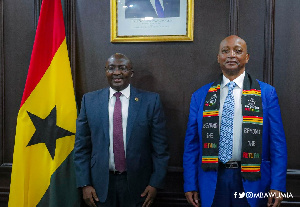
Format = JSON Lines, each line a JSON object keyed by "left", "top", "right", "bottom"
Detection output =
{"left": 234, "top": 192, "right": 293, "bottom": 199}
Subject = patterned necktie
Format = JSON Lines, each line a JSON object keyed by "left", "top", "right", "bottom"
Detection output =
{"left": 113, "top": 92, "right": 126, "bottom": 172}
{"left": 219, "top": 81, "right": 236, "bottom": 163}
{"left": 155, "top": 0, "right": 165, "bottom": 18}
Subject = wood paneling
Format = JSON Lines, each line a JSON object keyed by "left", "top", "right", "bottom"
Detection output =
{"left": 0, "top": 0, "right": 4, "bottom": 167}
{"left": 75, "top": 0, "right": 229, "bottom": 168}
{"left": 229, "top": 0, "right": 239, "bottom": 35}
{"left": 0, "top": 0, "right": 36, "bottom": 204}
{"left": 238, "top": 0, "right": 265, "bottom": 81}
{"left": 263, "top": 0, "right": 275, "bottom": 84}
{"left": 274, "top": 0, "right": 300, "bottom": 170}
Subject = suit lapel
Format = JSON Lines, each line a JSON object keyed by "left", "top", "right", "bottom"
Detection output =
{"left": 126, "top": 87, "right": 142, "bottom": 146}
{"left": 98, "top": 88, "right": 110, "bottom": 143}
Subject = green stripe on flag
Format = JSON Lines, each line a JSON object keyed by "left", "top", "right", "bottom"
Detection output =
{"left": 37, "top": 151, "right": 81, "bottom": 207}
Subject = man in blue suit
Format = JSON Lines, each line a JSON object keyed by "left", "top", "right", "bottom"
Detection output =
{"left": 74, "top": 53, "right": 169, "bottom": 207}
{"left": 183, "top": 35, "right": 287, "bottom": 207}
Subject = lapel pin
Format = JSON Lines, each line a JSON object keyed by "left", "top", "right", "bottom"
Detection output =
{"left": 135, "top": 97, "right": 139, "bottom": 101}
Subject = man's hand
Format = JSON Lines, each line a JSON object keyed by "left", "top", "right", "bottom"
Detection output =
{"left": 141, "top": 185, "right": 157, "bottom": 207}
{"left": 82, "top": 186, "right": 99, "bottom": 207}
{"left": 185, "top": 191, "right": 199, "bottom": 207}
{"left": 267, "top": 190, "right": 283, "bottom": 207}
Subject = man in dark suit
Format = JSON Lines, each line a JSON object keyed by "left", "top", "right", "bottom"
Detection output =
{"left": 125, "top": 0, "right": 180, "bottom": 18}
{"left": 74, "top": 53, "right": 169, "bottom": 207}
{"left": 183, "top": 35, "right": 287, "bottom": 207}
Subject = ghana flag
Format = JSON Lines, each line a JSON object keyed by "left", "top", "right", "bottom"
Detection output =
{"left": 8, "top": 0, "right": 80, "bottom": 206}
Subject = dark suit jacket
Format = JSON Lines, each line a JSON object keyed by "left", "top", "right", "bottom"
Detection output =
{"left": 74, "top": 86, "right": 169, "bottom": 203}
{"left": 125, "top": 0, "right": 180, "bottom": 18}
{"left": 183, "top": 78, "right": 287, "bottom": 207}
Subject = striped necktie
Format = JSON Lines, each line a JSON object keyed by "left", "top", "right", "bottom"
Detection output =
{"left": 113, "top": 92, "right": 126, "bottom": 172}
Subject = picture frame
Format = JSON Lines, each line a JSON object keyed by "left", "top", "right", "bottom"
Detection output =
{"left": 110, "top": 0, "right": 194, "bottom": 42}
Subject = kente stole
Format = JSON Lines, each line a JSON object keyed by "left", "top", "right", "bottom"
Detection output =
{"left": 201, "top": 73, "right": 263, "bottom": 181}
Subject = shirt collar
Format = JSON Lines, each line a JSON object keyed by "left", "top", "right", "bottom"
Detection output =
{"left": 109, "top": 84, "right": 131, "bottom": 99}
{"left": 221, "top": 71, "right": 245, "bottom": 89}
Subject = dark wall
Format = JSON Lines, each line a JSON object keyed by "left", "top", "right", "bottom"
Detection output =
{"left": 274, "top": 0, "right": 300, "bottom": 170}
{"left": 2, "top": 0, "right": 36, "bottom": 165}
{"left": 238, "top": 0, "right": 265, "bottom": 80}
{"left": 75, "top": 0, "right": 229, "bottom": 169}
{"left": 0, "top": 0, "right": 300, "bottom": 206}
{"left": 0, "top": 0, "right": 36, "bottom": 205}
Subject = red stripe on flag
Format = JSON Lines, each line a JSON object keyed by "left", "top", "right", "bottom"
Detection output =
{"left": 21, "top": 0, "right": 65, "bottom": 107}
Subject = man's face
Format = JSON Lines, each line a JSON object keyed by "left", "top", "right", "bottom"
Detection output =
{"left": 217, "top": 35, "right": 249, "bottom": 77}
{"left": 105, "top": 55, "right": 133, "bottom": 91}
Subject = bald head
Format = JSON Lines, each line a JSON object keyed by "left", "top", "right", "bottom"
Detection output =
{"left": 106, "top": 53, "right": 132, "bottom": 69}
{"left": 219, "top": 35, "right": 247, "bottom": 53}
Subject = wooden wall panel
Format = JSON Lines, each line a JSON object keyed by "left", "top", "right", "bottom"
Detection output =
{"left": 274, "top": 0, "right": 300, "bottom": 170}
{"left": 2, "top": 0, "right": 35, "bottom": 165}
{"left": 0, "top": 0, "right": 4, "bottom": 167}
{"left": 0, "top": 0, "right": 36, "bottom": 206}
{"left": 75, "top": 0, "right": 230, "bottom": 168}
{"left": 238, "top": 0, "right": 265, "bottom": 81}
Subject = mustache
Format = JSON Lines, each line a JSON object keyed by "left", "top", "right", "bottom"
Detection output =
{"left": 224, "top": 59, "right": 240, "bottom": 65}
{"left": 112, "top": 75, "right": 123, "bottom": 78}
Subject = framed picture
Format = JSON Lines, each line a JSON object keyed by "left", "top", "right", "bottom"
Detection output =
{"left": 110, "top": 0, "right": 194, "bottom": 42}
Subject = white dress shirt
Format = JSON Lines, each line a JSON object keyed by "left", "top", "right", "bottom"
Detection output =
{"left": 219, "top": 72, "right": 245, "bottom": 161}
{"left": 108, "top": 85, "right": 130, "bottom": 171}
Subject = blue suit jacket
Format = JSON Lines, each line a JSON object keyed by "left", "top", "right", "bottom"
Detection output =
{"left": 183, "top": 80, "right": 287, "bottom": 207}
{"left": 74, "top": 86, "right": 169, "bottom": 203}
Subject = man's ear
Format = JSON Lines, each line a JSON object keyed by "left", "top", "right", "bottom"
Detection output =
{"left": 217, "top": 55, "right": 220, "bottom": 63}
{"left": 246, "top": 53, "right": 250, "bottom": 63}
{"left": 131, "top": 70, "right": 134, "bottom": 77}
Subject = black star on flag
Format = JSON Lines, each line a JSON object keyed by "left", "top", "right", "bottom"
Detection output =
{"left": 26, "top": 106, "right": 75, "bottom": 159}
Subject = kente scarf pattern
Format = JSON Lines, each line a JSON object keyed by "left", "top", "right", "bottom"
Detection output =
{"left": 201, "top": 73, "right": 263, "bottom": 181}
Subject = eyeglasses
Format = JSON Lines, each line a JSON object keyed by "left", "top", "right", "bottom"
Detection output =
{"left": 105, "top": 65, "right": 131, "bottom": 73}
